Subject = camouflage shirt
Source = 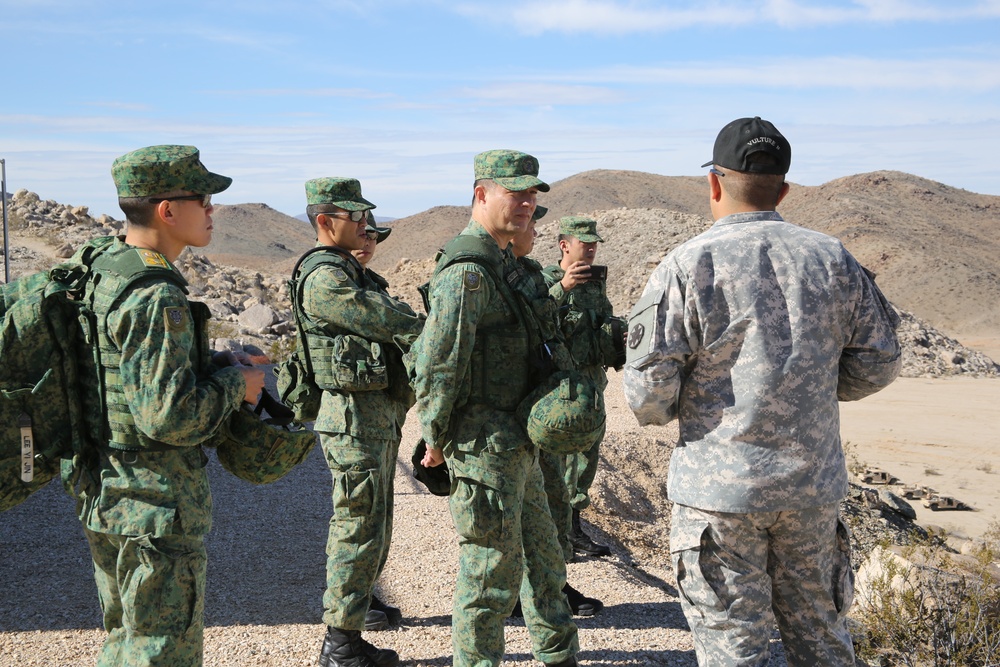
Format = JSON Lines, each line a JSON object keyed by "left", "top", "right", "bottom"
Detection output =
{"left": 80, "top": 238, "right": 246, "bottom": 537}
{"left": 623, "top": 211, "right": 901, "bottom": 512}
{"left": 301, "top": 248, "right": 424, "bottom": 439}
{"left": 542, "top": 265, "right": 614, "bottom": 386}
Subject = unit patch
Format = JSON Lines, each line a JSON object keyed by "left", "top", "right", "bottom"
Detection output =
{"left": 628, "top": 323, "right": 646, "bottom": 349}
{"left": 464, "top": 271, "right": 482, "bottom": 291}
{"left": 164, "top": 306, "right": 188, "bottom": 332}
{"left": 139, "top": 249, "right": 170, "bottom": 269}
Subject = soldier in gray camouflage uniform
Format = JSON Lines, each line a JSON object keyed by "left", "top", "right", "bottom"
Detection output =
{"left": 411, "top": 150, "right": 579, "bottom": 667}
{"left": 623, "top": 117, "right": 902, "bottom": 666}
{"left": 541, "top": 216, "right": 620, "bottom": 559}
{"left": 80, "top": 145, "right": 266, "bottom": 666}
{"left": 298, "top": 178, "right": 424, "bottom": 667}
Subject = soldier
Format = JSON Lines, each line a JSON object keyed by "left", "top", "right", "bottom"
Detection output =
{"left": 541, "top": 216, "right": 622, "bottom": 558}
{"left": 80, "top": 145, "right": 266, "bottom": 665}
{"left": 510, "top": 206, "right": 603, "bottom": 618}
{"left": 623, "top": 117, "right": 902, "bottom": 665}
{"left": 411, "top": 150, "right": 579, "bottom": 667}
{"left": 297, "top": 178, "right": 424, "bottom": 667}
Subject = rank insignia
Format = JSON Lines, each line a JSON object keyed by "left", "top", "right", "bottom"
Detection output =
{"left": 139, "top": 249, "right": 170, "bottom": 269}
{"left": 464, "top": 271, "right": 482, "bottom": 291}
{"left": 164, "top": 306, "right": 188, "bottom": 332}
{"left": 627, "top": 323, "right": 645, "bottom": 349}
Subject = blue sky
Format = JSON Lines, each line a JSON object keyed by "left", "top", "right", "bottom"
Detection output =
{"left": 1, "top": 0, "right": 998, "bottom": 220}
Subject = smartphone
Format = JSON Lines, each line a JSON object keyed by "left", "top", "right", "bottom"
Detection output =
{"left": 588, "top": 265, "right": 607, "bottom": 282}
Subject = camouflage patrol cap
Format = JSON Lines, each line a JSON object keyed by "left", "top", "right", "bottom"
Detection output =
{"left": 365, "top": 221, "right": 392, "bottom": 243}
{"left": 559, "top": 216, "right": 603, "bottom": 243}
{"left": 533, "top": 205, "right": 548, "bottom": 220}
{"left": 474, "top": 150, "right": 550, "bottom": 192}
{"left": 112, "top": 145, "right": 232, "bottom": 198}
{"left": 305, "top": 177, "right": 376, "bottom": 211}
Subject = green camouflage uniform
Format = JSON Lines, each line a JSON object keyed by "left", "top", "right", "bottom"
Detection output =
{"left": 541, "top": 265, "right": 613, "bottom": 513}
{"left": 78, "top": 145, "right": 243, "bottom": 667}
{"left": 299, "top": 178, "right": 425, "bottom": 633}
{"left": 411, "top": 216, "right": 578, "bottom": 667}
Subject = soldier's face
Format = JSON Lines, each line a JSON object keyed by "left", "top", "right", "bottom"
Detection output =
{"left": 490, "top": 185, "right": 537, "bottom": 234}
{"left": 511, "top": 219, "right": 538, "bottom": 258}
{"left": 169, "top": 194, "right": 215, "bottom": 249}
{"left": 561, "top": 237, "right": 597, "bottom": 265}
{"left": 321, "top": 209, "right": 369, "bottom": 251}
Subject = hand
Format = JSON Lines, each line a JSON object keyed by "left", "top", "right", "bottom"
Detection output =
{"left": 560, "top": 261, "right": 591, "bottom": 291}
{"left": 421, "top": 446, "right": 445, "bottom": 468}
{"left": 240, "top": 365, "right": 266, "bottom": 405}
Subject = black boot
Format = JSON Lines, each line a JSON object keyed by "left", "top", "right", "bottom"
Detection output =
{"left": 369, "top": 594, "right": 403, "bottom": 626}
{"left": 544, "top": 657, "right": 578, "bottom": 667}
{"left": 563, "top": 582, "right": 603, "bottom": 616}
{"left": 318, "top": 627, "right": 400, "bottom": 667}
{"left": 570, "top": 509, "right": 611, "bottom": 557}
{"left": 364, "top": 608, "right": 388, "bottom": 631}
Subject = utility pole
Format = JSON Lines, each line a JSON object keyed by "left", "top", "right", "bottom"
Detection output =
{"left": 2, "top": 158, "right": 9, "bottom": 283}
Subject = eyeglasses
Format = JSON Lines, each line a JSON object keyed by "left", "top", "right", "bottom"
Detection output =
{"left": 148, "top": 194, "right": 213, "bottom": 208}
{"left": 364, "top": 230, "right": 379, "bottom": 241}
{"left": 322, "top": 210, "right": 369, "bottom": 223}
{"left": 708, "top": 167, "right": 725, "bottom": 178}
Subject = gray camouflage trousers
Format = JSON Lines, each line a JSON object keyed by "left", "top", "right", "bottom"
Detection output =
{"left": 447, "top": 444, "right": 579, "bottom": 667}
{"left": 320, "top": 432, "right": 398, "bottom": 631}
{"left": 85, "top": 528, "right": 206, "bottom": 667}
{"left": 670, "top": 502, "right": 855, "bottom": 666}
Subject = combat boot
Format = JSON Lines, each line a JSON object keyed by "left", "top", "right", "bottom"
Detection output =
{"left": 318, "top": 626, "right": 400, "bottom": 667}
{"left": 543, "top": 657, "right": 578, "bottom": 667}
{"left": 563, "top": 582, "right": 603, "bottom": 616}
{"left": 369, "top": 594, "right": 403, "bottom": 626}
{"left": 569, "top": 509, "right": 611, "bottom": 557}
{"left": 364, "top": 608, "right": 388, "bottom": 631}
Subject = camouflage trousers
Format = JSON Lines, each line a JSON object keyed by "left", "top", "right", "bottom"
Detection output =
{"left": 538, "top": 449, "right": 573, "bottom": 562}
{"left": 670, "top": 502, "right": 855, "bottom": 667}
{"left": 563, "top": 424, "right": 604, "bottom": 511}
{"left": 320, "top": 432, "right": 398, "bottom": 631}
{"left": 84, "top": 528, "right": 206, "bottom": 667}
{"left": 447, "top": 444, "right": 579, "bottom": 667}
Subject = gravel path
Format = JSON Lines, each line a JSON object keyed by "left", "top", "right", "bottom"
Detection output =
{"left": 0, "top": 373, "right": 792, "bottom": 666}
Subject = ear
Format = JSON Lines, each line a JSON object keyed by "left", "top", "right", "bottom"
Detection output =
{"left": 156, "top": 200, "right": 176, "bottom": 226}
{"left": 473, "top": 183, "right": 489, "bottom": 206}
{"left": 708, "top": 172, "right": 723, "bottom": 203}
{"left": 776, "top": 181, "right": 790, "bottom": 206}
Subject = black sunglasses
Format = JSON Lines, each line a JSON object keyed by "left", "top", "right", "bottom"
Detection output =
{"left": 149, "top": 194, "right": 213, "bottom": 208}
{"left": 322, "top": 210, "right": 369, "bottom": 223}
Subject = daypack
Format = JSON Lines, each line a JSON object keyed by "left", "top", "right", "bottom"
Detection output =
{"left": 274, "top": 246, "right": 388, "bottom": 422}
{"left": 0, "top": 236, "right": 186, "bottom": 511}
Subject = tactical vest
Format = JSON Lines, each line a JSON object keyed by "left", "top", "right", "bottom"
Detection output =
{"left": 428, "top": 235, "right": 557, "bottom": 412}
{"left": 292, "top": 248, "right": 387, "bottom": 393}
{"left": 87, "top": 245, "right": 201, "bottom": 453}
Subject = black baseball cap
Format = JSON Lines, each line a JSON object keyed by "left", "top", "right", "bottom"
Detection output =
{"left": 701, "top": 116, "right": 791, "bottom": 175}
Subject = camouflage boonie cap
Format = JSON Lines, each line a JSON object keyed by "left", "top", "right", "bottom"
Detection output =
{"left": 305, "top": 177, "right": 376, "bottom": 211}
{"left": 533, "top": 205, "right": 548, "bottom": 220}
{"left": 365, "top": 221, "right": 392, "bottom": 243}
{"left": 112, "top": 145, "right": 232, "bottom": 198}
{"left": 559, "top": 215, "right": 603, "bottom": 243}
{"left": 474, "top": 149, "right": 550, "bottom": 192}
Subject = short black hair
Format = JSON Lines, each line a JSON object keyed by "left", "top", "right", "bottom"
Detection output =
{"left": 719, "top": 153, "right": 786, "bottom": 209}
{"left": 117, "top": 197, "right": 158, "bottom": 227}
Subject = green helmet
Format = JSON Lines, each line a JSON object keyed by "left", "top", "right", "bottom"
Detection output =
{"left": 519, "top": 370, "right": 605, "bottom": 456}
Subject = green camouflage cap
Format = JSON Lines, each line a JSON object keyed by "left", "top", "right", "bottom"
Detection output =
{"left": 304, "top": 177, "right": 376, "bottom": 210}
{"left": 533, "top": 205, "right": 548, "bottom": 220}
{"left": 474, "top": 149, "right": 550, "bottom": 192}
{"left": 559, "top": 215, "right": 603, "bottom": 243}
{"left": 111, "top": 145, "right": 232, "bottom": 198}
{"left": 365, "top": 221, "right": 392, "bottom": 243}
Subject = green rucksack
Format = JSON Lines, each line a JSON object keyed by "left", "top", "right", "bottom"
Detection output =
{"left": 0, "top": 236, "right": 172, "bottom": 511}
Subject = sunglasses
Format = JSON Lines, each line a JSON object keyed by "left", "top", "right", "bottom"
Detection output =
{"left": 149, "top": 194, "right": 213, "bottom": 208}
{"left": 364, "top": 230, "right": 379, "bottom": 241}
{"left": 323, "top": 210, "right": 369, "bottom": 223}
{"left": 708, "top": 167, "right": 725, "bottom": 178}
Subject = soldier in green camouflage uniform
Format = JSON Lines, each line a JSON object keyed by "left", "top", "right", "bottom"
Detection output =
{"left": 298, "top": 178, "right": 424, "bottom": 667}
{"left": 79, "top": 145, "right": 266, "bottom": 666}
{"left": 624, "top": 118, "right": 902, "bottom": 666}
{"left": 541, "top": 216, "right": 619, "bottom": 558}
{"left": 411, "top": 151, "right": 579, "bottom": 667}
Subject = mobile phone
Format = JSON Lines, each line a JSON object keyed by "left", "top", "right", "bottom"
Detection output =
{"left": 588, "top": 265, "right": 607, "bottom": 282}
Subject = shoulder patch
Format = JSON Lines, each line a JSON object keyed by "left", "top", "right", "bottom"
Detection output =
{"left": 164, "top": 306, "right": 188, "bottom": 332}
{"left": 138, "top": 249, "right": 170, "bottom": 269}
{"left": 330, "top": 267, "right": 350, "bottom": 283}
{"left": 464, "top": 271, "right": 482, "bottom": 291}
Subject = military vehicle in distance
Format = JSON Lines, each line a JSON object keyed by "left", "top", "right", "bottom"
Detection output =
{"left": 922, "top": 494, "right": 964, "bottom": 511}
{"left": 901, "top": 485, "right": 933, "bottom": 499}
{"left": 860, "top": 468, "right": 894, "bottom": 485}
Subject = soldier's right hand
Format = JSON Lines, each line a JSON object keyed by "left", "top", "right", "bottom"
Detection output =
{"left": 240, "top": 365, "right": 266, "bottom": 406}
{"left": 560, "top": 261, "right": 591, "bottom": 291}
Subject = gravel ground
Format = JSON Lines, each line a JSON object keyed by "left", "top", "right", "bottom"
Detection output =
{"left": 0, "top": 372, "right": 796, "bottom": 667}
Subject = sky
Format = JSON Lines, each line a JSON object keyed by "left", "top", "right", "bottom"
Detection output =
{"left": 1, "top": 0, "right": 999, "bottom": 221}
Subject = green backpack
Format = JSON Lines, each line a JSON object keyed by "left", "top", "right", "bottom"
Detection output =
{"left": 0, "top": 237, "right": 176, "bottom": 511}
